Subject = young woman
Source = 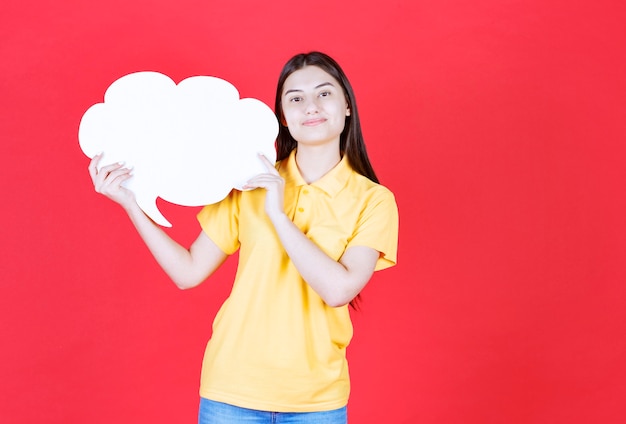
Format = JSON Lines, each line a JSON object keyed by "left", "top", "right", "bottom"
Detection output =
{"left": 89, "top": 51, "right": 398, "bottom": 423}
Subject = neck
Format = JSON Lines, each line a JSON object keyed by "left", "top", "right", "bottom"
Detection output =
{"left": 295, "top": 145, "right": 342, "bottom": 184}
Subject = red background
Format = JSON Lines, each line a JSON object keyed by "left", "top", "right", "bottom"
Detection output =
{"left": 2, "top": 1, "right": 625, "bottom": 423}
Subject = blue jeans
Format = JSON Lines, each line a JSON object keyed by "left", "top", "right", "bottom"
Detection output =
{"left": 198, "top": 398, "right": 348, "bottom": 424}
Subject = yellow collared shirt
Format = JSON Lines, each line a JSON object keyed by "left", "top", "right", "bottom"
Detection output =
{"left": 196, "top": 150, "right": 398, "bottom": 412}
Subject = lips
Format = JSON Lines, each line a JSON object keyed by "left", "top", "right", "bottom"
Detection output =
{"left": 302, "top": 118, "right": 327, "bottom": 126}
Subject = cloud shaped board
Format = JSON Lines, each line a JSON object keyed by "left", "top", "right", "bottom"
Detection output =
{"left": 79, "top": 71, "right": 278, "bottom": 227}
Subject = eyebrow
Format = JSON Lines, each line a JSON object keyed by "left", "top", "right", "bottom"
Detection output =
{"left": 283, "top": 82, "right": 335, "bottom": 96}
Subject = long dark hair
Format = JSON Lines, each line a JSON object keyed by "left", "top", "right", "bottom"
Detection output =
{"left": 275, "top": 52, "right": 378, "bottom": 309}
{"left": 274, "top": 51, "right": 379, "bottom": 185}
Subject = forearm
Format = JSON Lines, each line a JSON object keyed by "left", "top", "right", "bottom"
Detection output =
{"left": 269, "top": 213, "right": 375, "bottom": 307}
{"left": 89, "top": 155, "right": 225, "bottom": 288}
{"left": 242, "top": 154, "right": 378, "bottom": 306}
{"left": 124, "top": 202, "right": 222, "bottom": 289}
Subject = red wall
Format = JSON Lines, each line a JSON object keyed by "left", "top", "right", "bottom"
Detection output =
{"left": 2, "top": 1, "right": 625, "bottom": 423}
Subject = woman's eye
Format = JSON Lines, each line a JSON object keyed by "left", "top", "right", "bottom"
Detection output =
{"left": 319, "top": 91, "right": 331, "bottom": 97}
{"left": 289, "top": 96, "right": 302, "bottom": 102}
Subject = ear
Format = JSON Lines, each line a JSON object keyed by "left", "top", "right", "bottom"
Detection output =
{"left": 346, "top": 107, "right": 351, "bottom": 117}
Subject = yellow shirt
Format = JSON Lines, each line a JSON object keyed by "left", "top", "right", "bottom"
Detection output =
{"left": 196, "top": 150, "right": 398, "bottom": 412}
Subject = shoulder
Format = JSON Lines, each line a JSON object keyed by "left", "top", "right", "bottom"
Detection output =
{"left": 347, "top": 171, "right": 396, "bottom": 204}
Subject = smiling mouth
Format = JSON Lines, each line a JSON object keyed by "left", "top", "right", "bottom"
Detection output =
{"left": 302, "top": 118, "right": 326, "bottom": 126}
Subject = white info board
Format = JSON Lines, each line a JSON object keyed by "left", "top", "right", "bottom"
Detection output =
{"left": 79, "top": 71, "right": 278, "bottom": 227}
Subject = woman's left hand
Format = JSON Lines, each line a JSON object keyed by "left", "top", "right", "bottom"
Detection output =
{"left": 243, "top": 154, "right": 286, "bottom": 221}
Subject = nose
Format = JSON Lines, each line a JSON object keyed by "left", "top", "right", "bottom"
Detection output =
{"left": 304, "top": 98, "right": 319, "bottom": 114}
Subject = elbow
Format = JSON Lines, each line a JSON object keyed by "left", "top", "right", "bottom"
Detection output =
{"left": 322, "top": 291, "right": 356, "bottom": 308}
{"left": 172, "top": 276, "right": 202, "bottom": 291}
{"left": 173, "top": 281, "right": 192, "bottom": 290}
{"left": 321, "top": 279, "right": 367, "bottom": 308}
{"left": 325, "top": 299, "right": 350, "bottom": 308}
{"left": 170, "top": 266, "right": 217, "bottom": 290}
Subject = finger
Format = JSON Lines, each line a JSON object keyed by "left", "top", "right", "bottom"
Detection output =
{"left": 244, "top": 175, "right": 282, "bottom": 188}
{"left": 242, "top": 180, "right": 267, "bottom": 190}
{"left": 97, "top": 169, "right": 133, "bottom": 193}
{"left": 246, "top": 173, "right": 280, "bottom": 182}
{"left": 95, "top": 162, "right": 126, "bottom": 182}
{"left": 107, "top": 172, "right": 133, "bottom": 189}
{"left": 104, "top": 167, "right": 133, "bottom": 184}
{"left": 258, "top": 153, "right": 279, "bottom": 175}
{"left": 242, "top": 180, "right": 275, "bottom": 190}
{"left": 95, "top": 167, "right": 132, "bottom": 190}
{"left": 88, "top": 153, "right": 103, "bottom": 180}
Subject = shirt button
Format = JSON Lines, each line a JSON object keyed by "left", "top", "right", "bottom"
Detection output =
{"left": 303, "top": 189, "right": 309, "bottom": 195}
{"left": 298, "top": 207, "right": 304, "bottom": 213}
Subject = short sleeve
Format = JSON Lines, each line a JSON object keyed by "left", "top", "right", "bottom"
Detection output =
{"left": 196, "top": 190, "right": 241, "bottom": 255}
{"left": 347, "top": 187, "right": 399, "bottom": 271}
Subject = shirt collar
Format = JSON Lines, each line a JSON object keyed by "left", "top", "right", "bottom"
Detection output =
{"left": 280, "top": 150, "right": 352, "bottom": 197}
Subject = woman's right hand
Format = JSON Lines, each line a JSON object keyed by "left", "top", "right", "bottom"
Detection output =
{"left": 88, "top": 153, "right": 136, "bottom": 209}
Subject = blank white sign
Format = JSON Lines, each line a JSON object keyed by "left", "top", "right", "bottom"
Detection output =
{"left": 79, "top": 71, "right": 278, "bottom": 227}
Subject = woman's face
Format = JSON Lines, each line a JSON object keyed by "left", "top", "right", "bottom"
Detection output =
{"left": 281, "top": 65, "right": 350, "bottom": 149}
